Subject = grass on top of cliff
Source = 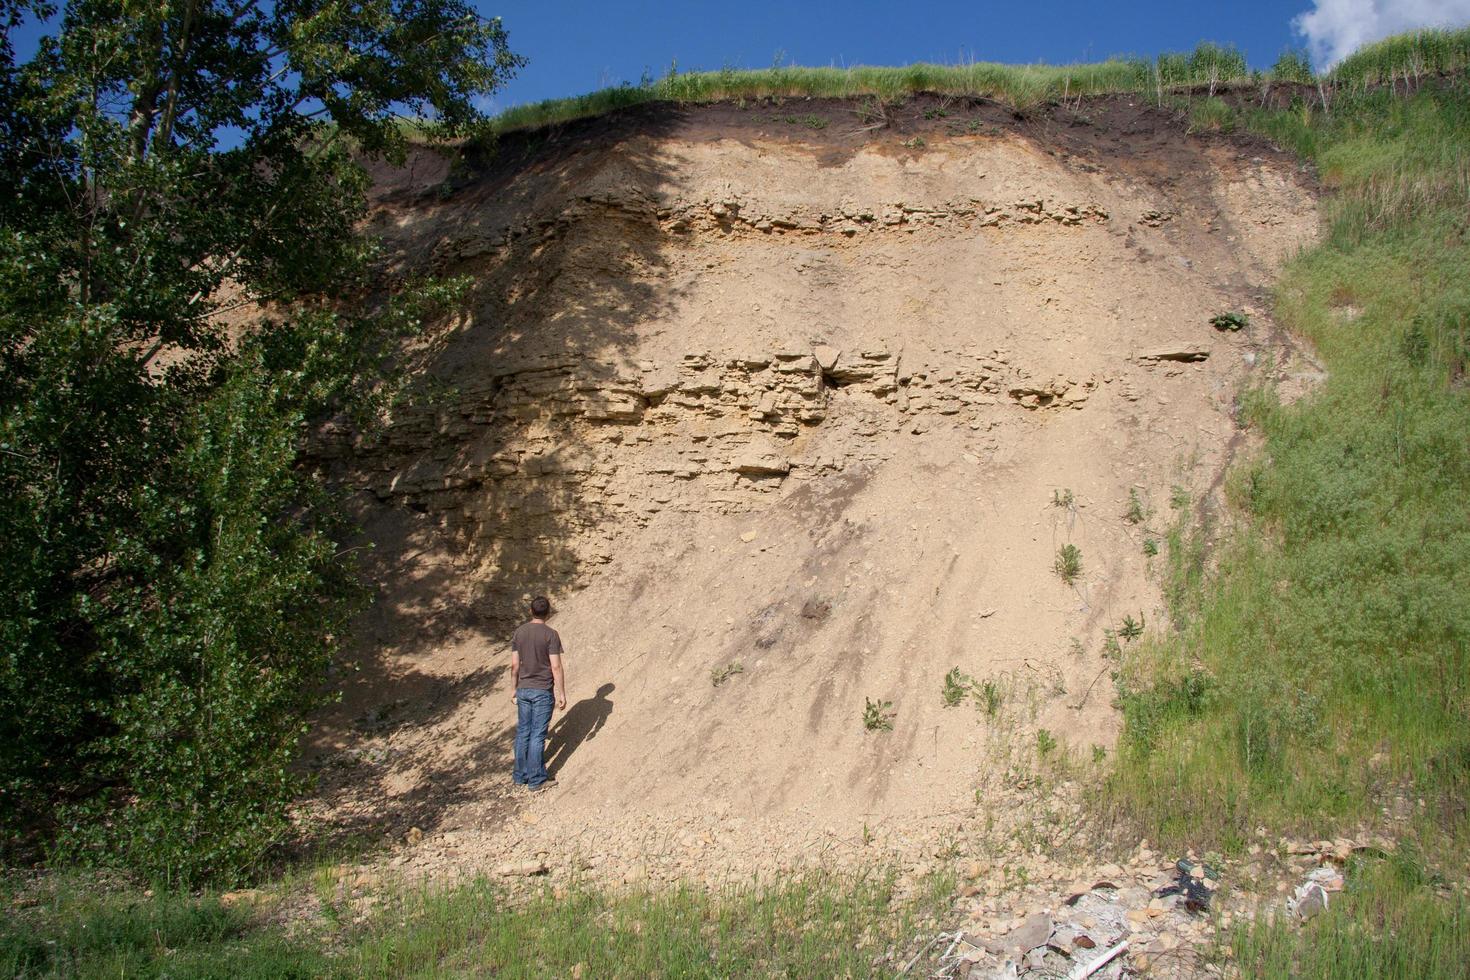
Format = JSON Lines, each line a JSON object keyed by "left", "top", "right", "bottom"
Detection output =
{"left": 1103, "top": 74, "right": 1470, "bottom": 974}
{"left": 481, "top": 29, "right": 1470, "bottom": 134}
{"left": 485, "top": 57, "right": 1168, "bottom": 129}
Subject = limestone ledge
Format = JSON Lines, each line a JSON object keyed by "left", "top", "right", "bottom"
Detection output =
{"left": 321, "top": 345, "right": 1096, "bottom": 480}
{"left": 315, "top": 345, "right": 1100, "bottom": 584}
{"left": 429, "top": 194, "right": 1111, "bottom": 269}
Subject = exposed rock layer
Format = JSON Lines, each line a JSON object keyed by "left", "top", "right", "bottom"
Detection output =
{"left": 308, "top": 94, "right": 1320, "bottom": 882}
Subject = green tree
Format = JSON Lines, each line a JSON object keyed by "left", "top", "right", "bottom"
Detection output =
{"left": 0, "top": 0, "right": 520, "bottom": 882}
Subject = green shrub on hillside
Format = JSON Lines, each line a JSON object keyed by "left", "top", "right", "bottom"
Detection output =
{"left": 1188, "top": 97, "right": 1237, "bottom": 133}
{"left": 473, "top": 30, "right": 1470, "bottom": 138}
{"left": 1187, "top": 42, "right": 1249, "bottom": 91}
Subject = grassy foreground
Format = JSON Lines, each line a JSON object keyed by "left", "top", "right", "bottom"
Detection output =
{"left": 0, "top": 870, "right": 950, "bottom": 978}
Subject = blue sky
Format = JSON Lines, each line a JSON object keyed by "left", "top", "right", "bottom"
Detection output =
{"left": 7, "top": 1, "right": 1469, "bottom": 117}
{"left": 485, "top": 0, "right": 1313, "bottom": 111}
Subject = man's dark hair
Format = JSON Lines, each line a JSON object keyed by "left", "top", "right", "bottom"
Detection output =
{"left": 530, "top": 596, "right": 551, "bottom": 619}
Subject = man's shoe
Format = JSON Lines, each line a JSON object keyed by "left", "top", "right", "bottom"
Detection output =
{"left": 527, "top": 779, "right": 557, "bottom": 792}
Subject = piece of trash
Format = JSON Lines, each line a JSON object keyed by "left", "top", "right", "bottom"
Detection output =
{"left": 1175, "top": 858, "right": 1221, "bottom": 879}
{"left": 984, "top": 912, "right": 1052, "bottom": 956}
{"left": 1138, "top": 344, "right": 1210, "bottom": 363}
{"left": 1065, "top": 938, "right": 1129, "bottom": 980}
{"left": 1292, "top": 882, "right": 1329, "bottom": 920}
{"left": 1157, "top": 859, "right": 1218, "bottom": 913}
{"left": 495, "top": 859, "right": 549, "bottom": 877}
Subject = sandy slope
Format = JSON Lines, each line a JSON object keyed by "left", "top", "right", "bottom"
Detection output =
{"left": 302, "top": 95, "right": 1318, "bottom": 883}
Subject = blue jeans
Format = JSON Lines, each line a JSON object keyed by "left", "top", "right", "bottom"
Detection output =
{"left": 514, "top": 688, "right": 555, "bottom": 786}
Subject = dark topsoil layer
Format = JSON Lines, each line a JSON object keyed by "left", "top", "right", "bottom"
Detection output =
{"left": 367, "top": 87, "right": 1325, "bottom": 213}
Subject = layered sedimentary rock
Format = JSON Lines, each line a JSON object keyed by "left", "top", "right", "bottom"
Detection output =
{"left": 308, "top": 96, "right": 1320, "bottom": 861}
{"left": 318, "top": 336, "right": 1129, "bottom": 602}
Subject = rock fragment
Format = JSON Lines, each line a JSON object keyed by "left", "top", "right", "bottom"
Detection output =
{"left": 1137, "top": 345, "right": 1210, "bottom": 363}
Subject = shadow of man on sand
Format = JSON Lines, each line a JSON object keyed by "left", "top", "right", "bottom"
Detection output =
{"left": 546, "top": 683, "right": 614, "bottom": 777}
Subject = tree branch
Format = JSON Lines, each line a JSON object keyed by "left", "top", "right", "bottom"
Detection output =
{"left": 154, "top": 0, "right": 199, "bottom": 153}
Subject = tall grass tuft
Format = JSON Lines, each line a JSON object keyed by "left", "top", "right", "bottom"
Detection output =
{"left": 1330, "top": 26, "right": 1470, "bottom": 90}
{"left": 342, "top": 871, "right": 950, "bottom": 977}
{"left": 0, "top": 881, "right": 320, "bottom": 977}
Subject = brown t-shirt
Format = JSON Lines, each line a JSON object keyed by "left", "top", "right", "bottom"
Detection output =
{"left": 512, "top": 621, "right": 563, "bottom": 690}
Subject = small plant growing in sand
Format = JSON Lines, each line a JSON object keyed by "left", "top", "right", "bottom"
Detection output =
{"left": 711, "top": 662, "right": 745, "bottom": 686}
{"left": 863, "top": 697, "right": 895, "bottom": 732}
{"left": 1101, "top": 630, "right": 1122, "bottom": 660}
{"left": 1052, "top": 488, "right": 1076, "bottom": 510}
{"left": 941, "top": 667, "right": 975, "bottom": 707}
{"left": 977, "top": 680, "right": 1003, "bottom": 717}
{"left": 1003, "top": 865, "right": 1030, "bottom": 892}
{"left": 1171, "top": 485, "right": 1191, "bottom": 509}
{"left": 1119, "top": 613, "right": 1145, "bottom": 641}
{"left": 902, "top": 136, "right": 926, "bottom": 149}
{"left": 1210, "top": 310, "right": 1250, "bottom": 331}
{"left": 1036, "top": 729, "right": 1058, "bottom": 758}
{"left": 781, "top": 113, "right": 826, "bottom": 130}
{"left": 1124, "top": 487, "right": 1149, "bottom": 524}
{"left": 1054, "top": 543, "right": 1083, "bottom": 584}
{"left": 1092, "top": 744, "right": 1107, "bottom": 764}
{"left": 1143, "top": 538, "right": 1159, "bottom": 557}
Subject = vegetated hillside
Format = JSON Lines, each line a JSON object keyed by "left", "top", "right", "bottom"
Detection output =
{"left": 1096, "top": 72, "right": 1470, "bottom": 978}
{"left": 303, "top": 91, "right": 1318, "bottom": 880}
{"left": 1109, "top": 78, "right": 1470, "bottom": 846}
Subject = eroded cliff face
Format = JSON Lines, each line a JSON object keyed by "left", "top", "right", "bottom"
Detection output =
{"left": 307, "top": 95, "right": 1318, "bottom": 880}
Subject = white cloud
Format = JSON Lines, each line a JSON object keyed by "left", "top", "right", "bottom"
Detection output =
{"left": 1293, "top": 0, "right": 1470, "bottom": 68}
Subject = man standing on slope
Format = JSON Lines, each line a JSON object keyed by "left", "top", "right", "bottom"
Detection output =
{"left": 510, "top": 596, "right": 567, "bottom": 791}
